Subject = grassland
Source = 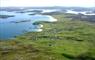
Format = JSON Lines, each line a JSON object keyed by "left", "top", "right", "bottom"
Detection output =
{"left": 0, "top": 14, "right": 95, "bottom": 60}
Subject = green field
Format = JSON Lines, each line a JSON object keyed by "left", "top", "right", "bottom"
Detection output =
{"left": 0, "top": 14, "right": 95, "bottom": 60}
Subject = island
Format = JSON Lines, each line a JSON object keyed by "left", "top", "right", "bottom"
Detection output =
{"left": 0, "top": 15, "right": 14, "bottom": 19}
{"left": 10, "top": 20, "right": 31, "bottom": 23}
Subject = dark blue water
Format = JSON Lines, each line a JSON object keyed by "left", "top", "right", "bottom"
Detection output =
{"left": 0, "top": 11, "right": 54, "bottom": 39}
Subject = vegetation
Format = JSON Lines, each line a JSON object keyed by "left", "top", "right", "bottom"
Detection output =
{"left": 66, "top": 14, "right": 95, "bottom": 22}
{"left": 0, "top": 14, "right": 95, "bottom": 60}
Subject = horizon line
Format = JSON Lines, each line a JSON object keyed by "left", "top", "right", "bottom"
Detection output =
{"left": 0, "top": 6, "right": 95, "bottom": 8}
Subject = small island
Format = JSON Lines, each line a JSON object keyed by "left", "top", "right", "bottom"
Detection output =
{"left": 10, "top": 20, "right": 31, "bottom": 23}
{"left": 0, "top": 15, "right": 14, "bottom": 19}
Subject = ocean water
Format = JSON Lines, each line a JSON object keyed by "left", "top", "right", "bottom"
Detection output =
{"left": 0, "top": 11, "right": 56, "bottom": 39}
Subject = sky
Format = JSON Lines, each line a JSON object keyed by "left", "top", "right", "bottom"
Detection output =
{"left": 0, "top": 0, "right": 95, "bottom": 7}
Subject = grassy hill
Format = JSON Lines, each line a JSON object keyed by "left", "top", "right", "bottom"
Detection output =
{"left": 0, "top": 14, "right": 95, "bottom": 60}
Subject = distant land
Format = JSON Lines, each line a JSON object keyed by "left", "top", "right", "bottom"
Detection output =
{"left": 0, "top": 6, "right": 95, "bottom": 10}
